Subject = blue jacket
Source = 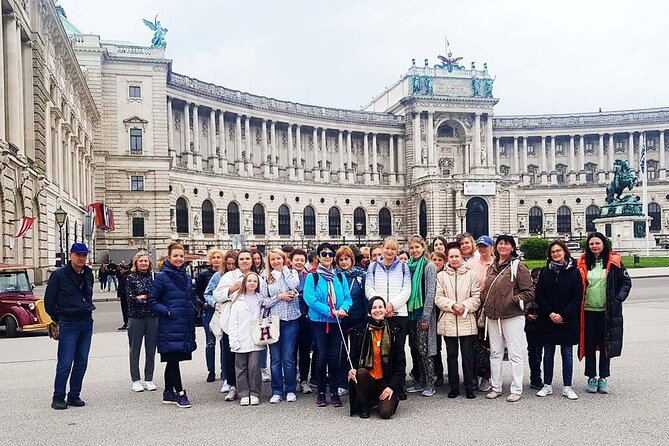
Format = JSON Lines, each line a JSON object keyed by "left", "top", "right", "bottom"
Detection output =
{"left": 337, "top": 267, "right": 366, "bottom": 321}
{"left": 303, "top": 270, "right": 352, "bottom": 323}
{"left": 149, "top": 261, "right": 197, "bottom": 355}
{"left": 44, "top": 263, "right": 95, "bottom": 323}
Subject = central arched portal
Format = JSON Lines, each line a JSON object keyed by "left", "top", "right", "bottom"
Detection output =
{"left": 466, "top": 197, "right": 489, "bottom": 239}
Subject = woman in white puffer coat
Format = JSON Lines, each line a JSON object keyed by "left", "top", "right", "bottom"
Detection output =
{"left": 435, "top": 242, "right": 481, "bottom": 400}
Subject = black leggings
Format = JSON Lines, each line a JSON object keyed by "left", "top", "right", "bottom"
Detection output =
{"left": 164, "top": 361, "right": 183, "bottom": 393}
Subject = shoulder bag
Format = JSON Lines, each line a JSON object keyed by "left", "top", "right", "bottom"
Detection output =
{"left": 251, "top": 303, "right": 280, "bottom": 346}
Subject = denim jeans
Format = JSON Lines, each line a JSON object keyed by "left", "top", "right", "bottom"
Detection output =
{"left": 202, "top": 307, "right": 226, "bottom": 379}
{"left": 53, "top": 319, "right": 94, "bottom": 401}
{"left": 526, "top": 332, "right": 543, "bottom": 386}
{"left": 106, "top": 275, "right": 118, "bottom": 291}
{"left": 269, "top": 319, "right": 299, "bottom": 395}
{"left": 311, "top": 321, "right": 344, "bottom": 395}
{"left": 543, "top": 344, "right": 574, "bottom": 386}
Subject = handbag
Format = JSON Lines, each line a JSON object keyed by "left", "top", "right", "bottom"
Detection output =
{"left": 250, "top": 304, "right": 280, "bottom": 346}
{"left": 209, "top": 302, "right": 224, "bottom": 338}
{"left": 47, "top": 322, "right": 60, "bottom": 340}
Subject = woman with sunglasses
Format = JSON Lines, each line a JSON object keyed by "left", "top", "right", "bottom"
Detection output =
{"left": 303, "top": 242, "right": 352, "bottom": 408}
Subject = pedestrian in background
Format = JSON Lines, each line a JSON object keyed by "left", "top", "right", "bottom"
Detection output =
{"left": 117, "top": 263, "right": 130, "bottom": 330}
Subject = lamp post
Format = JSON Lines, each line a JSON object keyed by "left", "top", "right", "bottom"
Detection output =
{"left": 54, "top": 206, "right": 68, "bottom": 267}
{"left": 355, "top": 222, "right": 363, "bottom": 246}
{"left": 455, "top": 202, "right": 467, "bottom": 234}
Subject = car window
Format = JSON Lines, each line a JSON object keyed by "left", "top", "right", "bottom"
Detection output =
{"left": 0, "top": 272, "right": 31, "bottom": 293}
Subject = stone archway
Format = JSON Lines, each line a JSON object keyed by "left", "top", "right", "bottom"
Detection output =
{"left": 466, "top": 197, "right": 489, "bottom": 239}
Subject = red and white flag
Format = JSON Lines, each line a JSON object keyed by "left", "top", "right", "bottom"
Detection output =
{"left": 14, "top": 217, "right": 36, "bottom": 238}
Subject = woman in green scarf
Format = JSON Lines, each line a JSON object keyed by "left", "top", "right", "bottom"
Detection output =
{"left": 347, "top": 296, "right": 407, "bottom": 419}
{"left": 405, "top": 235, "right": 438, "bottom": 397}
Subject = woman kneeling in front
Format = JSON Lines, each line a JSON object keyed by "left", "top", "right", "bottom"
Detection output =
{"left": 348, "top": 296, "right": 406, "bottom": 419}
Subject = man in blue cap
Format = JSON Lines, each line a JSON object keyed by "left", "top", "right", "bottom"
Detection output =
{"left": 45, "top": 243, "right": 96, "bottom": 410}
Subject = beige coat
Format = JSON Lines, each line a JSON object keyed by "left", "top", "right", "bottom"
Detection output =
{"left": 435, "top": 264, "right": 481, "bottom": 337}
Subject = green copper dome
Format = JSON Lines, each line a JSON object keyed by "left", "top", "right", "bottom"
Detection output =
{"left": 56, "top": 5, "right": 82, "bottom": 35}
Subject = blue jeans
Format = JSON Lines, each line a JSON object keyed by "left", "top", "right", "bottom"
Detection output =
{"left": 106, "top": 275, "right": 118, "bottom": 291}
{"left": 543, "top": 344, "right": 574, "bottom": 386}
{"left": 311, "top": 321, "right": 344, "bottom": 395}
{"left": 526, "top": 332, "right": 543, "bottom": 386}
{"left": 53, "top": 319, "right": 93, "bottom": 400}
{"left": 202, "top": 307, "right": 226, "bottom": 379}
{"left": 269, "top": 319, "right": 299, "bottom": 395}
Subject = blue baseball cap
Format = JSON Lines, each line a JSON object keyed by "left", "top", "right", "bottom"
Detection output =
{"left": 70, "top": 243, "right": 89, "bottom": 254}
{"left": 475, "top": 235, "right": 493, "bottom": 247}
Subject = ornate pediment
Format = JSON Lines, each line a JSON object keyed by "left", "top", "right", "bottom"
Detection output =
{"left": 123, "top": 116, "right": 149, "bottom": 125}
{"left": 126, "top": 207, "right": 150, "bottom": 218}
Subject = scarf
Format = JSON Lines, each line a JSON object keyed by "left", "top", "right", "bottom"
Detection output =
{"left": 548, "top": 257, "right": 573, "bottom": 273}
{"left": 317, "top": 265, "right": 337, "bottom": 331}
{"left": 360, "top": 319, "right": 391, "bottom": 370}
{"left": 407, "top": 256, "right": 427, "bottom": 321}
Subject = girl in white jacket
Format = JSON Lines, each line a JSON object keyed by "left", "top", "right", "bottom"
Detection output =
{"left": 228, "top": 272, "right": 264, "bottom": 406}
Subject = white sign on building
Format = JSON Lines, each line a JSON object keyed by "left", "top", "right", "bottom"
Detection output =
{"left": 464, "top": 182, "right": 496, "bottom": 196}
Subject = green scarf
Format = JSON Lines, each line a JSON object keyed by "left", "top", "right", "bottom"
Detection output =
{"left": 360, "top": 321, "right": 391, "bottom": 370}
{"left": 407, "top": 256, "right": 426, "bottom": 320}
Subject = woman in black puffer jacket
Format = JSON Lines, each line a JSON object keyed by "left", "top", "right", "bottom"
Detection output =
{"left": 149, "top": 242, "right": 198, "bottom": 408}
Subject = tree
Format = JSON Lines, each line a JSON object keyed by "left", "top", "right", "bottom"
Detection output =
{"left": 519, "top": 238, "right": 549, "bottom": 260}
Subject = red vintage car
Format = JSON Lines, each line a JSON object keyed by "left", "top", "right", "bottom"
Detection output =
{"left": 0, "top": 264, "right": 51, "bottom": 337}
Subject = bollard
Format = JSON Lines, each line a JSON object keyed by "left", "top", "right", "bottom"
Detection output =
{"left": 633, "top": 254, "right": 640, "bottom": 267}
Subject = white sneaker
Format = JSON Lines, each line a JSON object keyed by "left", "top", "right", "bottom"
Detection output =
{"left": 337, "top": 387, "right": 349, "bottom": 396}
{"left": 224, "top": 387, "right": 237, "bottom": 401}
{"left": 250, "top": 395, "right": 260, "bottom": 405}
{"left": 286, "top": 392, "right": 297, "bottom": 402}
{"left": 132, "top": 381, "right": 144, "bottom": 392}
{"left": 562, "top": 386, "right": 578, "bottom": 400}
{"left": 261, "top": 368, "right": 271, "bottom": 382}
{"left": 269, "top": 394, "right": 282, "bottom": 404}
{"left": 143, "top": 381, "right": 157, "bottom": 391}
{"left": 537, "top": 384, "right": 553, "bottom": 397}
{"left": 300, "top": 381, "right": 312, "bottom": 394}
{"left": 220, "top": 380, "right": 230, "bottom": 393}
{"left": 239, "top": 397, "right": 250, "bottom": 406}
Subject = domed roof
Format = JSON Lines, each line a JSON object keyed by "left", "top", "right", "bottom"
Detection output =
{"left": 55, "top": 5, "right": 82, "bottom": 35}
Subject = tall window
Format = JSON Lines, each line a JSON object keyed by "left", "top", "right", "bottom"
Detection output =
{"left": 278, "top": 205, "right": 291, "bottom": 236}
{"left": 419, "top": 200, "right": 427, "bottom": 239}
{"left": 128, "top": 85, "right": 142, "bottom": 98}
{"left": 585, "top": 162, "right": 597, "bottom": 184}
{"left": 130, "top": 129, "right": 143, "bottom": 154}
{"left": 132, "top": 217, "right": 145, "bottom": 237}
{"left": 354, "top": 207, "right": 366, "bottom": 236}
{"left": 202, "top": 200, "right": 214, "bottom": 234}
{"left": 303, "top": 206, "right": 316, "bottom": 236}
{"left": 649, "top": 202, "right": 661, "bottom": 231}
{"left": 130, "top": 175, "right": 144, "bottom": 191}
{"left": 528, "top": 165, "right": 539, "bottom": 185}
{"left": 253, "top": 204, "right": 265, "bottom": 235}
{"left": 529, "top": 206, "right": 543, "bottom": 234}
{"left": 227, "top": 202, "right": 240, "bottom": 235}
{"left": 176, "top": 197, "right": 189, "bottom": 233}
{"left": 586, "top": 205, "right": 600, "bottom": 232}
{"left": 556, "top": 164, "right": 567, "bottom": 185}
{"left": 647, "top": 160, "right": 658, "bottom": 180}
{"left": 328, "top": 207, "right": 341, "bottom": 236}
{"left": 379, "top": 208, "right": 392, "bottom": 236}
{"left": 557, "top": 206, "right": 572, "bottom": 233}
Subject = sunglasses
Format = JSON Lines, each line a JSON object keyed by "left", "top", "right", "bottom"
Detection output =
{"left": 319, "top": 251, "right": 335, "bottom": 258}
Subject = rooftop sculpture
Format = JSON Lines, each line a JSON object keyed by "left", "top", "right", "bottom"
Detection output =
{"left": 143, "top": 15, "right": 168, "bottom": 49}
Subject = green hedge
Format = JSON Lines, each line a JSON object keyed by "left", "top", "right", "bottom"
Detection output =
{"left": 519, "top": 238, "right": 549, "bottom": 260}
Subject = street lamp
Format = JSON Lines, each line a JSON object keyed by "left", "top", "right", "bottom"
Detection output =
{"left": 355, "top": 222, "right": 363, "bottom": 246}
{"left": 54, "top": 206, "right": 68, "bottom": 267}
{"left": 455, "top": 202, "right": 467, "bottom": 234}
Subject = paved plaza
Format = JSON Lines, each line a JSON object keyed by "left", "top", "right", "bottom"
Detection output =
{"left": 2, "top": 278, "right": 668, "bottom": 445}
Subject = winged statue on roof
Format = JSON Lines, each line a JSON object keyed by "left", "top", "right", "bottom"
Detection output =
{"left": 142, "top": 15, "right": 168, "bottom": 49}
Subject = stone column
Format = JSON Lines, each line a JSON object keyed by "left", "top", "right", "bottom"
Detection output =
{"left": 321, "top": 128, "right": 329, "bottom": 182}
{"left": 521, "top": 137, "right": 528, "bottom": 185}
{"left": 513, "top": 137, "right": 519, "bottom": 173}
{"left": 628, "top": 132, "right": 635, "bottom": 171}
{"left": 598, "top": 134, "right": 606, "bottom": 183}
{"left": 540, "top": 136, "right": 548, "bottom": 184}
{"left": 261, "top": 120, "right": 269, "bottom": 178}
{"left": 472, "top": 113, "right": 481, "bottom": 167}
{"left": 56, "top": 119, "right": 63, "bottom": 192}
{"left": 209, "top": 109, "right": 219, "bottom": 174}
{"left": 218, "top": 111, "right": 226, "bottom": 173}
{"left": 494, "top": 137, "right": 501, "bottom": 174}
{"left": 486, "top": 114, "right": 494, "bottom": 167}
{"left": 312, "top": 127, "right": 321, "bottom": 182}
{"left": 363, "top": 132, "right": 371, "bottom": 184}
{"left": 549, "top": 136, "right": 556, "bottom": 172}
{"left": 338, "top": 130, "right": 345, "bottom": 183}
{"left": 245, "top": 116, "right": 253, "bottom": 177}
{"left": 4, "top": 15, "right": 22, "bottom": 150}
{"left": 346, "top": 131, "right": 353, "bottom": 184}
{"left": 167, "top": 97, "right": 174, "bottom": 160}
{"left": 389, "top": 135, "right": 396, "bottom": 185}
{"left": 45, "top": 105, "right": 51, "bottom": 180}
{"left": 660, "top": 130, "right": 666, "bottom": 180}
{"left": 427, "top": 112, "right": 434, "bottom": 173}
{"left": 397, "top": 136, "right": 406, "bottom": 184}
{"left": 372, "top": 133, "right": 379, "bottom": 184}
{"left": 235, "top": 115, "right": 244, "bottom": 175}
{"left": 578, "top": 135, "right": 586, "bottom": 183}
{"left": 413, "top": 111, "right": 422, "bottom": 177}
{"left": 271, "top": 121, "right": 278, "bottom": 178}
{"left": 193, "top": 105, "right": 202, "bottom": 171}
{"left": 568, "top": 135, "right": 576, "bottom": 182}
{"left": 608, "top": 134, "right": 615, "bottom": 180}
{"left": 183, "top": 103, "right": 193, "bottom": 168}
{"left": 296, "top": 125, "right": 304, "bottom": 181}
{"left": 464, "top": 143, "right": 470, "bottom": 174}
{"left": 0, "top": 13, "right": 4, "bottom": 141}
{"left": 288, "top": 124, "right": 296, "bottom": 180}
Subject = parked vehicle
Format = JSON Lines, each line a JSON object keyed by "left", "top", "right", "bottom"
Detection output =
{"left": 0, "top": 264, "right": 51, "bottom": 338}
{"left": 566, "top": 242, "right": 582, "bottom": 253}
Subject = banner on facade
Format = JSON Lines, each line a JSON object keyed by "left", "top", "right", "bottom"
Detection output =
{"left": 14, "top": 217, "right": 36, "bottom": 238}
{"left": 464, "top": 182, "right": 496, "bottom": 196}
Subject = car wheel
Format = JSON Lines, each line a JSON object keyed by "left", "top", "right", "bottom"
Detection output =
{"left": 4, "top": 317, "right": 18, "bottom": 338}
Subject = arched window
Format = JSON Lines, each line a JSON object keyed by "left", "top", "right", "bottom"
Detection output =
{"left": 557, "top": 206, "right": 572, "bottom": 233}
{"left": 379, "top": 208, "right": 392, "bottom": 236}
{"left": 253, "top": 203, "right": 265, "bottom": 235}
{"left": 354, "top": 207, "right": 366, "bottom": 236}
{"left": 649, "top": 202, "right": 661, "bottom": 231}
{"left": 437, "top": 124, "right": 454, "bottom": 138}
{"left": 328, "top": 207, "right": 341, "bottom": 236}
{"left": 303, "top": 206, "right": 316, "bottom": 236}
{"left": 176, "top": 197, "right": 189, "bottom": 233}
{"left": 227, "top": 202, "right": 240, "bottom": 235}
{"left": 585, "top": 205, "right": 600, "bottom": 232}
{"left": 202, "top": 200, "right": 215, "bottom": 234}
{"left": 278, "top": 205, "right": 291, "bottom": 236}
{"left": 529, "top": 206, "right": 543, "bottom": 234}
{"left": 419, "top": 200, "right": 427, "bottom": 239}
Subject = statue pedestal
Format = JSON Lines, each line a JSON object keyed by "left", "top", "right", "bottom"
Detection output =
{"left": 593, "top": 215, "right": 651, "bottom": 253}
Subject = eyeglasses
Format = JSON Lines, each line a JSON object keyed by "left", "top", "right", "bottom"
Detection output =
{"left": 319, "top": 251, "right": 335, "bottom": 258}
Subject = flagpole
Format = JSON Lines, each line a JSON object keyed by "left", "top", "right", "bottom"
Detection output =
{"left": 641, "top": 133, "right": 649, "bottom": 257}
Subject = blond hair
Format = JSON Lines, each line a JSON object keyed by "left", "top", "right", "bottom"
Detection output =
{"left": 382, "top": 236, "right": 399, "bottom": 251}
{"left": 130, "top": 252, "right": 153, "bottom": 273}
{"left": 265, "top": 248, "right": 286, "bottom": 284}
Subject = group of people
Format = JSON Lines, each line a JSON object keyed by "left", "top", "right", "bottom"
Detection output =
{"left": 44, "top": 231, "right": 631, "bottom": 418}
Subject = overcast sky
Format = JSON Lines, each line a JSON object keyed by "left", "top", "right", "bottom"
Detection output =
{"left": 59, "top": 0, "right": 669, "bottom": 115}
